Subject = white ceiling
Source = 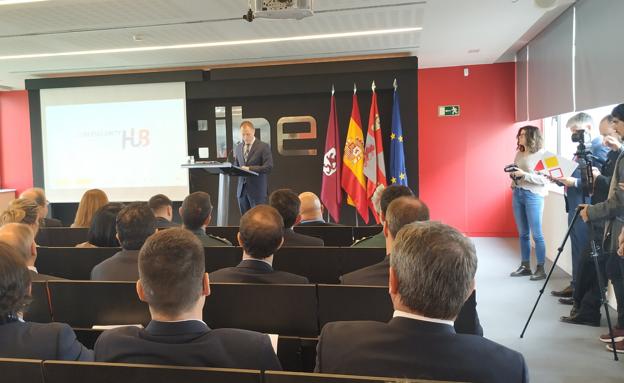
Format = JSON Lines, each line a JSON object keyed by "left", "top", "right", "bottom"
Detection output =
{"left": 0, "top": 0, "right": 575, "bottom": 89}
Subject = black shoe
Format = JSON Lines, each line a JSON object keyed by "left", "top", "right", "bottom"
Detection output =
{"left": 530, "top": 265, "right": 546, "bottom": 281}
{"left": 559, "top": 297, "right": 575, "bottom": 305}
{"left": 560, "top": 314, "right": 601, "bottom": 327}
{"left": 510, "top": 265, "right": 532, "bottom": 277}
{"left": 551, "top": 285, "right": 573, "bottom": 297}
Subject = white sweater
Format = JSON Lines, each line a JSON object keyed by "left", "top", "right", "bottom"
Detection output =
{"left": 511, "top": 149, "right": 549, "bottom": 197}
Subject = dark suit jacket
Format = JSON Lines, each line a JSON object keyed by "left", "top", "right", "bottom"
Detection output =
{"left": 191, "top": 228, "right": 232, "bottom": 247}
{"left": 282, "top": 228, "right": 324, "bottom": 247}
{"left": 565, "top": 136, "right": 609, "bottom": 212}
{"left": 154, "top": 217, "right": 179, "bottom": 230}
{"left": 339, "top": 256, "right": 483, "bottom": 336}
{"left": 233, "top": 139, "right": 273, "bottom": 202}
{"left": 94, "top": 320, "right": 281, "bottom": 370}
{"left": 315, "top": 317, "right": 527, "bottom": 383}
{"left": 297, "top": 220, "right": 341, "bottom": 226}
{"left": 210, "top": 259, "right": 309, "bottom": 284}
{"left": 0, "top": 321, "right": 93, "bottom": 361}
{"left": 90, "top": 249, "right": 140, "bottom": 281}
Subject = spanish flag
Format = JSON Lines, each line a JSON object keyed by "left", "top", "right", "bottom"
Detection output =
{"left": 341, "top": 90, "right": 369, "bottom": 223}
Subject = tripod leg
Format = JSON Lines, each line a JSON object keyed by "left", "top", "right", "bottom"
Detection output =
{"left": 521, "top": 207, "right": 582, "bottom": 338}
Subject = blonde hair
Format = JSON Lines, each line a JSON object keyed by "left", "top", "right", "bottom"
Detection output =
{"left": 0, "top": 198, "right": 39, "bottom": 227}
{"left": 0, "top": 223, "right": 35, "bottom": 263}
{"left": 72, "top": 189, "right": 109, "bottom": 228}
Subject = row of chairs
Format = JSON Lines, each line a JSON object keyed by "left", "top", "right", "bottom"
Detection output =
{"left": 35, "top": 226, "right": 382, "bottom": 247}
{"left": 0, "top": 358, "right": 445, "bottom": 383}
{"left": 35, "top": 246, "right": 387, "bottom": 284}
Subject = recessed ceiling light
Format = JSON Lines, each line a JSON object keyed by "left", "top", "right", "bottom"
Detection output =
{"left": 0, "top": 0, "right": 48, "bottom": 5}
{"left": 0, "top": 27, "right": 422, "bottom": 61}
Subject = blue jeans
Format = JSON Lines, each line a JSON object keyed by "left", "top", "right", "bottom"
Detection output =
{"left": 512, "top": 188, "right": 546, "bottom": 264}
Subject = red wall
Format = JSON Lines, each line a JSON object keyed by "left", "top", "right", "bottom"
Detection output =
{"left": 418, "top": 63, "right": 518, "bottom": 237}
{"left": 0, "top": 90, "right": 33, "bottom": 194}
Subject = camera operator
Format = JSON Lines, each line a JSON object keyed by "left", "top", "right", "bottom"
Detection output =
{"left": 551, "top": 113, "right": 609, "bottom": 299}
{"left": 560, "top": 115, "right": 622, "bottom": 326}
{"left": 579, "top": 104, "right": 624, "bottom": 352}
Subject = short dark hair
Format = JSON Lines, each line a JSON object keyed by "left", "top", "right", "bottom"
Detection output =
{"left": 139, "top": 228, "right": 205, "bottom": 317}
{"left": 116, "top": 202, "right": 156, "bottom": 250}
{"left": 380, "top": 185, "right": 414, "bottom": 218}
{"left": 87, "top": 203, "right": 124, "bottom": 247}
{"left": 239, "top": 205, "right": 284, "bottom": 259}
{"left": 181, "top": 192, "right": 213, "bottom": 230}
{"left": 612, "top": 104, "right": 624, "bottom": 121}
{"left": 0, "top": 242, "right": 32, "bottom": 318}
{"left": 386, "top": 197, "right": 430, "bottom": 237}
{"left": 148, "top": 194, "right": 172, "bottom": 211}
{"left": 269, "top": 189, "right": 300, "bottom": 228}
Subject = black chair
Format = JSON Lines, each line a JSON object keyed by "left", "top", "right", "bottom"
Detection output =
{"left": 264, "top": 371, "right": 442, "bottom": 383}
{"left": 0, "top": 358, "right": 43, "bottom": 383}
{"left": 43, "top": 360, "right": 261, "bottom": 383}
{"left": 204, "top": 246, "right": 242, "bottom": 272}
{"left": 203, "top": 283, "right": 318, "bottom": 337}
{"left": 35, "top": 228, "right": 89, "bottom": 247}
{"left": 23, "top": 281, "right": 52, "bottom": 323}
{"left": 352, "top": 226, "right": 382, "bottom": 242}
{"left": 35, "top": 247, "right": 119, "bottom": 280}
{"left": 204, "top": 226, "right": 239, "bottom": 245}
{"left": 292, "top": 226, "right": 354, "bottom": 246}
{"left": 46, "top": 281, "right": 150, "bottom": 327}
{"left": 276, "top": 336, "right": 318, "bottom": 373}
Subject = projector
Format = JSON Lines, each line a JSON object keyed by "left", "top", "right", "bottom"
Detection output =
{"left": 243, "top": 0, "right": 313, "bottom": 22}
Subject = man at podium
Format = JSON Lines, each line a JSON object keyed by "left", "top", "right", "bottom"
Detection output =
{"left": 233, "top": 121, "right": 273, "bottom": 214}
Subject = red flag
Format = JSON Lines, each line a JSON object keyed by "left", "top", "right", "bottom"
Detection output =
{"left": 363, "top": 82, "right": 387, "bottom": 223}
{"left": 342, "top": 90, "right": 369, "bottom": 223}
{"left": 320, "top": 90, "right": 342, "bottom": 223}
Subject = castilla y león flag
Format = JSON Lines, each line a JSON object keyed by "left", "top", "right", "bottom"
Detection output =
{"left": 363, "top": 82, "right": 387, "bottom": 223}
{"left": 320, "top": 90, "right": 342, "bottom": 223}
{"left": 342, "top": 91, "right": 369, "bottom": 223}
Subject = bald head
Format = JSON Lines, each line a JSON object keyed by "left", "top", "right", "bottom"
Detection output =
{"left": 386, "top": 196, "right": 430, "bottom": 238}
{"left": 0, "top": 223, "right": 36, "bottom": 265}
{"left": 298, "top": 192, "right": 323, "bottom": 221}
{"left": 238, "top": 205, "right": 284, "bottom": 259}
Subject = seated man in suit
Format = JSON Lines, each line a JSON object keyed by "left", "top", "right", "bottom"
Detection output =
{"left": 148, "top": 194, "right": 178, "bottom": 230}
{"left": 0, "top": 222, "right": 61, "bottom": 281}
{"left": 19, "top": 187, "right": 63, "bottom": 227}
{"left": 94, "top": 228, "right": 282, "bottom": 370}
{"left": 316, "top": 221, "right": 527, "bottom": 382}
{"left": 297, "top": 192, "right": 339, "bottom": 226}
{"left": 0, "top": 242, "right": 93, "bottom": 361}
{"left": 269, "top": 189, "right": 324, "bottom": 247}
{"left": 210, "top": 205, "right": 309, "bottom": 284}
{"left": 351, "top": 185, "right": 413, "bottom": 248}
{"left": 180, "top": 192, "right": 231, "bottom": 246}
{"left": 91, "top": 202, "right": 156, "bottom": 281}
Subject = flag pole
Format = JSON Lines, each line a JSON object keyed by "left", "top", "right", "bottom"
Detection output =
{"left": 393, "top": 78, "right": 398, "bottom": 90}
{"left": 355, "top": 209, "right": 359, "bottom": 227}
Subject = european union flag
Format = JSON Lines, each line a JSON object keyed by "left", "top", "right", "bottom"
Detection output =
{"left": 390, "top": 80, "right": 408, "bottom": 186}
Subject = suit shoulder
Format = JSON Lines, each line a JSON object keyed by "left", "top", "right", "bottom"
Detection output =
{"left": 208, "top": 234, "right": 233, "bottom": 246}
{"left": 273, "top": 270, "right": 309, "bottom": 284}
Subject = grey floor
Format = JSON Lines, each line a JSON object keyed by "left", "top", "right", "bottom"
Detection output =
{"left": 473, "top": 237, "right": 624, "bottom": 382}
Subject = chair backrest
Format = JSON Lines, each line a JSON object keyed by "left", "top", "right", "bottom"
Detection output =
{"left": 204, "top": 246, "right": 242, "bottom": 272}
{"left": 351, "top": 226, "right": 382, "bottom": 242}
{"left": 35, "top": 228, "right": 89, "bottom": 247}
{"left": 203, "top": 283, "right": 318, "bottom": 337}
{"left": 317, "top": 284, "right": 393, "bottom": 328}
{"left": 0, "top": 358, "right": 43, "bottom": 383}
{"left": 43, "top": 360, "right": 261, "bottom": 383}
{"left": 264, "top": 370, "right": 445, "bottom": 383}
{"left": 23, "top": 281, "right": 53, "bottom": 323}
{"left": 46, "top": 281, "right": 150, "bottom": 327}
{"left": 35, "top": 247, "right": 120, "bottom": 280}
{"left": 292, "top": 226, "right": 354, "bottom": 246}
{"left": 205, "top": 226, "right": 239, "bottom": 245}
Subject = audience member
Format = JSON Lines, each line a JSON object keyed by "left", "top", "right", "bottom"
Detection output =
{"left": 0, "top": 242, "right": 92, "bottom": 360}
{"left": 71, "top": 189, "right": 109, "bottom": 228}
{"left": 90, "top": 202, "right": 155, "bottom": 281}
{"left": 19, "top": 187, "right": 62, "bottom": 227}
{"left": 94, "top": 228, "right": 282, "bottom": 370}
{"left": 210, "top": 205, "right": 309, "bottom": 284}
{"left": 316, "top": 221, "right": 527, "bottom": 382}
{"left": 148, "top": 194, "right": 178, "bottom": 230}
{"left": 297, "top": 192, "right": 339, "bottom": 226}
{"left": 351, "top": 185, "right": 414, "bottom": 247}
{"left": 0, "top": 198, "right": 40, "bottom": 236}
{"left": 0, "top": 223, "right": 61, "bottom": 281}
{"left": 76, "top": 203, "right": 124, "bottom": 248}
{"left": 180, "top": 192, "right": 231, "bottom": 246}
{"left": 269, "top": 189, "right": 323, "bottom": 246}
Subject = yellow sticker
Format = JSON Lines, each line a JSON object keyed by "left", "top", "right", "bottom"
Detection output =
{"left": 544, "top": 156, "right": 559, "bottom": 168}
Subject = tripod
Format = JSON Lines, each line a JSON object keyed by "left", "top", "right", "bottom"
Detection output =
{"left": 520, "top": 206, "right": 620, "bottom": 361}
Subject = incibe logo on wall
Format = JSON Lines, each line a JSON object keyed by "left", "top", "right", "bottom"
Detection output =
{"left": 122, "top": 128, "right": 150, "bottom": 149}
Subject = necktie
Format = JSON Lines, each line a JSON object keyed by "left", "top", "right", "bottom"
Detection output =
{"left": 244, "top": 144, "right": 250, "bottom": 162}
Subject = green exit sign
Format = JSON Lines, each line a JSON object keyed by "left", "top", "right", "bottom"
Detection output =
{"left": 438, "top": 105, "right": 460, "bottom": 117}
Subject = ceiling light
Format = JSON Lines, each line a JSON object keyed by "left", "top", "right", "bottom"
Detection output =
{"left": 0, "top": 27, "right": 422, "bottom": 61}
{"left": 0, "top": 0, "right": 48, "bottom": 5}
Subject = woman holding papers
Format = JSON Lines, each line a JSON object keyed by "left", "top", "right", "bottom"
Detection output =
{"left": 509, "top": 126, "right": 549, "bottom": 280}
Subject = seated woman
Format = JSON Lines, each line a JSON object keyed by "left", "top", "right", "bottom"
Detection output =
{"left": 76, "top": 203, "right": 124, "bottom": 248}
{"left": 0, "top": 242, "right": 93, "bottom": 360}
{"left": 0, "top": 198, "right": 40, "bottom": 235}
{"left": 71, "top": 189, "right": 109, "bottom": 228}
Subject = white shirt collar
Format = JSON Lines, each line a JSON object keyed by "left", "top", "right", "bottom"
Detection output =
{"left": 27, "top": 265, "right": 38, "bottom": 273}
{"left": 156, "top": 319, "right": 207, "bottom": 325}
{"left": 393, "top": 310, "right": 454, "bottom": 327}
{"left": 245, "top": 137, "right": 256, "bottom": 147}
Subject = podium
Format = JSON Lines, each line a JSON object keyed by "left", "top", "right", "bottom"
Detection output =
{"left": 181, "top": 162, "right": 258, "bottom": 226}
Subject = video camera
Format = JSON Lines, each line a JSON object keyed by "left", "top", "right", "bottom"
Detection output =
{"left": 571, "top": 129, "right": 594, "bottom": 198}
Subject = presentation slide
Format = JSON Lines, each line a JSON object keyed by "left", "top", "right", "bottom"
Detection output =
{"left": 40, "top": 82, "right": 189, "bottom": 203}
